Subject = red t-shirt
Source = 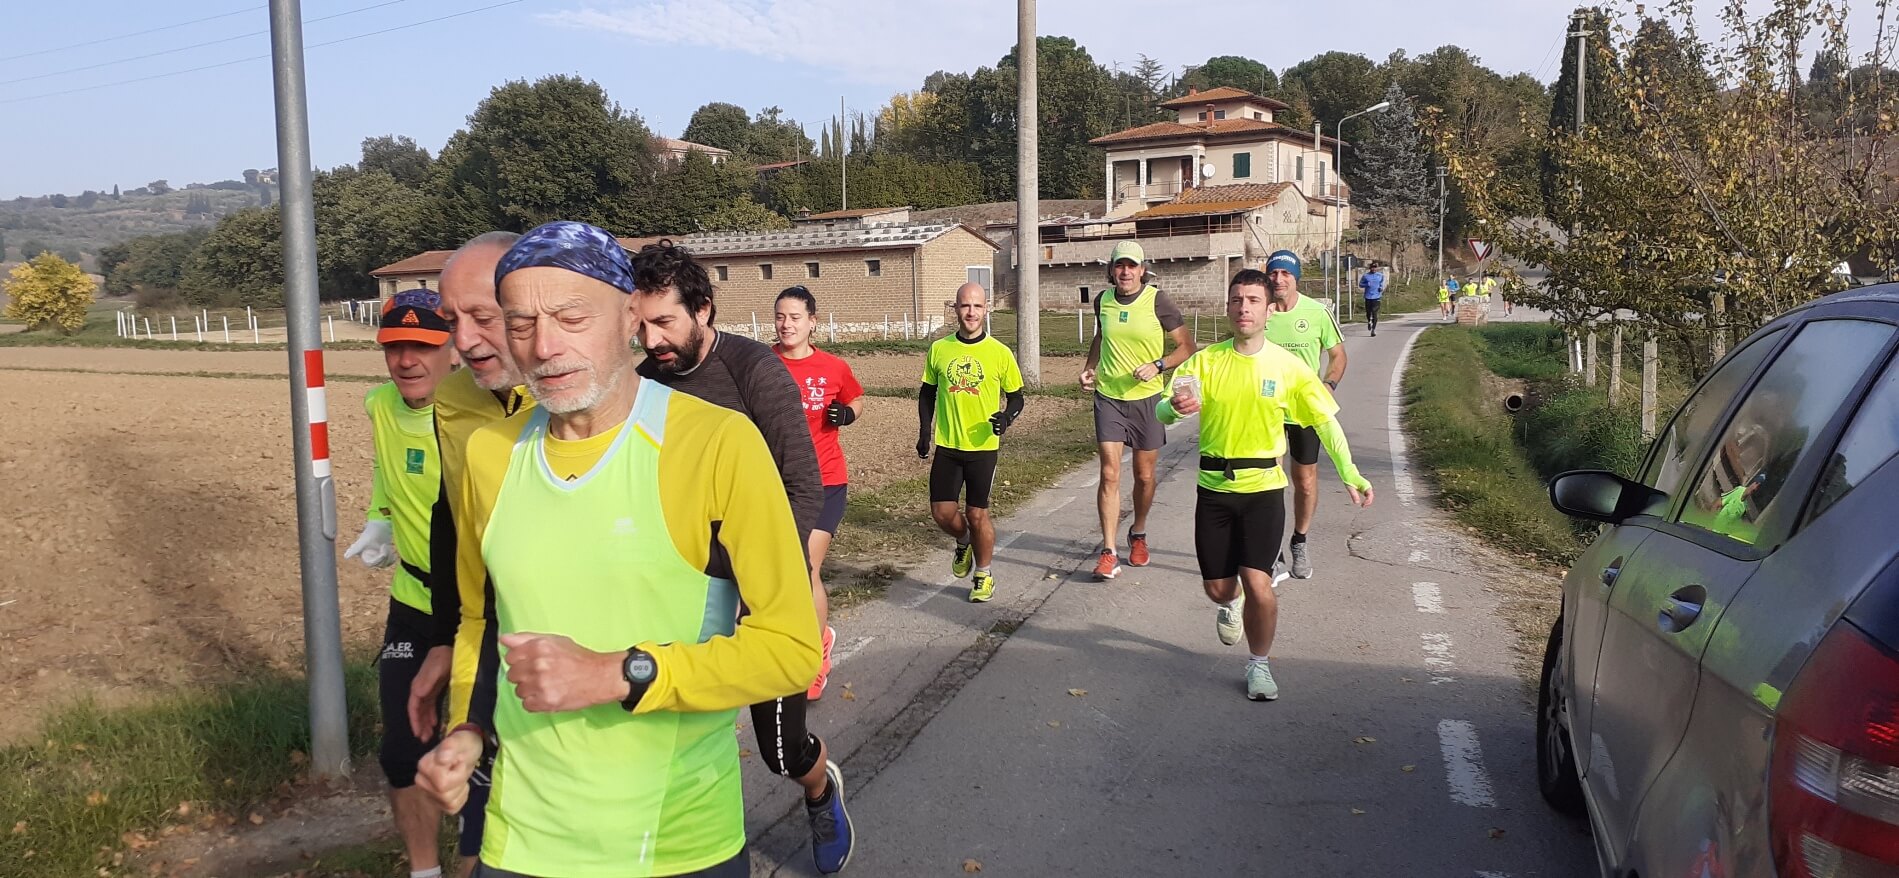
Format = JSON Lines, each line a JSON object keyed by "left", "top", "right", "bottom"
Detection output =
{"left": 775, "top": 345, "right": 864, "bottom": 486}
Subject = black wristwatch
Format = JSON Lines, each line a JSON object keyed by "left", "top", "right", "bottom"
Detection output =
{"left": 621, "top": 647, "right": 657, "bottom": 712}
{"left": 1152, "top": 358, "right": 1167, "bottom": 372}
{"left": 1324, "top": 379, "right": 1339, "bottom": 391}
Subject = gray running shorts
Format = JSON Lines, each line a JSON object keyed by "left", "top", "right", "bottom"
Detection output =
{"left": 1094, "top": 392, "right": 1166, "bottom": 451}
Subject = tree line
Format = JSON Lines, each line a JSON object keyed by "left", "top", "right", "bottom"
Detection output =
{"left": 93, "top": 32, "right": 1561, "bottom": 306}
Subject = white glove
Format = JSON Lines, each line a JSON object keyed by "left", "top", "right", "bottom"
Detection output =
{"left": 345, "top": 519, "right": 398, "bottom": 568}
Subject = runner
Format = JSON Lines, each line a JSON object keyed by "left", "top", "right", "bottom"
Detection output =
{"left": 1358, "top": 262, "right": 1386, "bottom": 337}
{"left": 625, "top": 241, "right": 851, "bottom": 874}
{"left": 773, "top": 285, "right": 866, "bottom": 701}
{"left": 1260, "top": 251, "right": 1346, "bottom": 580}
{"left": 1437, "top": 279, "right": 1452, "bottom": 321}
{"left": 403, "top": 232, "right": 535, "bottom": 878}
{"left": 918, "top": 282, "right": 1025, "bottom": 603}
{"left": 1157, "top": 268, "right": 1374, "bottom": 700}
{"left": 1079, "top": 241, "right": 1194, "bottom": 580}
{"left": 416, "top": 221, "right": 824, "bottom": 878}
{"left": 345, "top": 288, "right": 457, "bottom": 878}
{"left": 1479, "top": 272, "right": 1497, "bottom": 309}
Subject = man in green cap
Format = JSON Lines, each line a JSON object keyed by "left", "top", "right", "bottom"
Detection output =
{"left": 1261, "top": 249, "right": 1346, "bottom": 581}
{"left": 1080, "top": 240, "right": 1195, "bottom": 580}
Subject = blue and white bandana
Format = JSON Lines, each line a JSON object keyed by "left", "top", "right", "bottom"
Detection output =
{"left": 494, "top": 221, "right": 636, "bottom": 294}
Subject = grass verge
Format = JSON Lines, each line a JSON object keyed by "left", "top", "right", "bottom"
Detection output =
{"left": 0, "top": 657, "right": 381, "bottom": 877}
{"left": 825, "top": 403, "right": 1101, "bottom": 608}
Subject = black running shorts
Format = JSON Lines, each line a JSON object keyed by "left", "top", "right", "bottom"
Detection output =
{"left": 930, "top": 448, "right": 999, "bottom": 508}
{"left": 749, "top": 693, "right": 824, "bottom": 780}
{"left": 377, "top": 598, "right": 433, "bottom": 789}
{"left": 815, "top": 484, "right": 848, "bottom": 535}
{"left": 1285, "top": 424, "right": 1321, "bottom": 466}
{"left": 1193, "top": 486, "right": 1287, "bottom": 580}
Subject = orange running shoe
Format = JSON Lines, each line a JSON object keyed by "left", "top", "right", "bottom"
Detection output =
{"left": 1127, "top": 534, "right": 1151, "bottom": 567}
{"left": 1092, "top": 548, "right": 1122, "bottom": 581}
{"left": 808, "top": 626, "right": 835, "bottom": 701}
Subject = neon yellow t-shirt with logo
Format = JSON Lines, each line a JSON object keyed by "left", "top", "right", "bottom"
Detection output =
{"left": 364, "top": 381, "right": 439, "bottom": 613}
{"left": 1263, "top": 293, "right": 1342, "bottom": 378}
{"left": 1095, "top": 284, "right": 1170, "bottom": 400}
{"left": 922, "top": 333, "right": 1025, "bottom": 451}
{"left": 1156, "top": 339, "right": 1367, "bottom": 494}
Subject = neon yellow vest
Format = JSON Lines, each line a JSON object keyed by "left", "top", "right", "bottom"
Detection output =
{"left": 365, "top": 382, "right": 437, "bottom": 613}
{"left": 479, "top": 384, "right": 744, "bottom": 877}
{"left": 1095, "top": 285, "right": 1167, "bottom": 400}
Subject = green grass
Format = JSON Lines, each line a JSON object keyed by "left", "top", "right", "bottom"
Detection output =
{"left": 1403, "top": 326, "right": 1589, "bottom": 564}
{"left": 825, "top": 403, "right": 1100, "bottom": 607}
{"left": 0, "top": 658, "right": 381, "bottom": 877}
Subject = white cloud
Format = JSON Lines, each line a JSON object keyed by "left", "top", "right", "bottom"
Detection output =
{"left": 542, "top": 0, "right": 1012, "bottom": 85}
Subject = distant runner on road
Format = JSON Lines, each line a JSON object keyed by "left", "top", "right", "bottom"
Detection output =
{"left": 417, "top": 221, "right": 821, "bottom": 878}
{"left": 1358, "top": 262, "right": 1386, "bottom": 337}
{"left": 774, "top": 284, "right": 867, "bottom": 702}
{"left": 348, "top": 288, "right": 457, "bottom": 878}
{"left": 918, "top": 282, "right": 1025, "bottom": 603}
{"left": 627, "top": 242, "right": 853, "bottom": 875}
{"left": 1437, "top": 280, "right": 1452, "bottom": 321}
{"left": 1159, "top": 268, "right": 1374, "bottom": 701}
{"left": 1079, "top": 240, "right": 1194, "bottom": 581}
{"left": 1260, "top": 250, "right": 1347, "bottom": 580}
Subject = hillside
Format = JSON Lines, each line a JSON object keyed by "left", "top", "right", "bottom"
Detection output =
{"left": 0, "top": 187, "right": 270, "bottom": 268}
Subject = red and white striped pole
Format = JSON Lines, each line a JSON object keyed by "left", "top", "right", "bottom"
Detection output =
{"left": 305, "top": 350, "right": 331, "bottom": 480}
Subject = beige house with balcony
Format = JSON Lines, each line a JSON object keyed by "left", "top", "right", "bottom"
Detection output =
{"left": 1091, "top": 86, "right": 1349, "bottom": 224}
{"left": 657, "top": 137, "right": 731, "bottom": 165}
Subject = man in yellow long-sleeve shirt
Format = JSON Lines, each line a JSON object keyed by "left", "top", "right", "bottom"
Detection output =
{"left": 1158, "top": 269, "right": 1375, "bottom": 702}
{"left": 414, "top": 221, "right": 819, "bottom": 878}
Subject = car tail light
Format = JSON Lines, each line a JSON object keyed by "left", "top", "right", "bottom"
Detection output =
{"left": 1771, "top": 621, "right": 1899, "bottom": 877}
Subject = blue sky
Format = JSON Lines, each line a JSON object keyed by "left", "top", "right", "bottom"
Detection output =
{"left": 1, "top": 0, "right": 1886, "bottom": 198}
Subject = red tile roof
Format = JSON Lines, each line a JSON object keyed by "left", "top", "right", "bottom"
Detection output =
{"left": 371, "top": 250, "right": 453, "bottom": 276}
{"left": 1157, "top": 86, "right": 1290, "bottom": 111}
{"left": 1174, "top": 183, "right": 1297, "bottom": 205}
{"left": 1089, "top": 118, "right": 1342, "bottom": 148}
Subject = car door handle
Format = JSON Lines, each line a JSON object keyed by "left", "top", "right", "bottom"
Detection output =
{"left": 1658, "top": 585, "right": 1709, "bottom": 633}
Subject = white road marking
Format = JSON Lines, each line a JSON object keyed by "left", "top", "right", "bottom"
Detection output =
{"left": 1408, "top": 549, "right": 1432, "bottom": 564}
{"left": 1411, "top": 582, "right": 1446, "bottom": 614}
{"left": 1476, "top": 872, "right": 1512, "bottom": 877}
{"left": 1388, "top": 330, "right": 1424, "bottom": 508}
{"left": 1437, "top": 719, "right": 1498, "bottom": 807}
{"left": 1421, "top": 632, "right": 1458, "bottom": 684}
{"left": 829, "top": 636, "right": 875, "bottom": 667}
{"left": 1047, "top": 495, "right": 1076, "bottom": 514}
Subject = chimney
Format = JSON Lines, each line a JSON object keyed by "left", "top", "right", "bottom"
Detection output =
{"left": 1204, "top": 103, "right": 1217, "bottom": 129}
{"left": 1313, "top": 121, "right": 1321, "bottom": 150}
{"left": 1188, "top": 86, "right": 1198, "bottom": 96}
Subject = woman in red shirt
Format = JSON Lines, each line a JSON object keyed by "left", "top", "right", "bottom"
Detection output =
{"left": 774, "top": 286, "right": 866, "bottom": 701}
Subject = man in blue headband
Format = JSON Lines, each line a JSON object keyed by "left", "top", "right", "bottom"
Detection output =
{"left": 1260, "top": 250, "right": 1347, "bottom": 581}
{"left": 414, "top": 221, "right": 821, "bottom": 878}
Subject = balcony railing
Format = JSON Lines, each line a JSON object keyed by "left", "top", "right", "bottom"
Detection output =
{"left": 1114, "top": 180, "right": 1185, "bottom": 201}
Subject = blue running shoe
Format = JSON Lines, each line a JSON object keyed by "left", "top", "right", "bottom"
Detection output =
{"left": 808, "top": 760, "right": 854, "bottom": 874}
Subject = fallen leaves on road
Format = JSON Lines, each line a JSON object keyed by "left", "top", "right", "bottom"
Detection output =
{"left": 963, "top": 859, "right": 984, "bottom": 872}
{"left": 740, "top": 748, "right": 755, "bottom": 759}
{"left": 1350, "top": 808, "right": 1366, "bottom": 816}
{"left": 1047, "top": 721, "right": 1061, "bottom": 728}
{"left": 1488, "top": 828, "right": 1506, "bottom": 839}
{"left": 1353, "top": 736, "right": 1376, "bottom": 744}
{"left": 248, "top": 813, "right": 265, "bottom": 826}
{"left": 1401, "top": 765, "right": 1416, "bottom": 773}
{"left": 841, "top": 683, "right": 857, "bottom": 701}
{"left": 1067, "top": 688, "right": 1088, "bottom": 697}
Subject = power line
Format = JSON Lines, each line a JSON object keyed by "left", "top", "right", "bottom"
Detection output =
{"left": 0, "top": 0, "right": 533, "bottom": 106}
{"left": 0, "top": 0, "right": 413, "bottom": 88}
{"left": 0, "top": 4, "right": 259, "bottom": 63}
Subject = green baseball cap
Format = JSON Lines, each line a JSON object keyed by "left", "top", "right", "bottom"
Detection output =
{"left": 1109, "top": 240, "right": 1145, "bottom": 266}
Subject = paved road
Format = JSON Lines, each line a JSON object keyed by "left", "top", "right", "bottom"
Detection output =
{"left": 739, "top": 303, "right": 1590, "bottom": 877}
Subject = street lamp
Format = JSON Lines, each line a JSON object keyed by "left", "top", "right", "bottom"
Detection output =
{"left": 1331, "top": 100, "right": 1392, "bottom": 320}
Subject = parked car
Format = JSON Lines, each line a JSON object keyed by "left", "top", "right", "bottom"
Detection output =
{"left": 1539, "top": 283, "right": 1899, "bottom": 878}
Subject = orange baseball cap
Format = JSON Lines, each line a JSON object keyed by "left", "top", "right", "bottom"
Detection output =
{"left": 378, "top": 289, "right": 451, "bottom": 346}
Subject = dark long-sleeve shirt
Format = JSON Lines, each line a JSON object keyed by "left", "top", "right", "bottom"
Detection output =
{"left": 637, "top": 331, "right": 823, "bottom": 545}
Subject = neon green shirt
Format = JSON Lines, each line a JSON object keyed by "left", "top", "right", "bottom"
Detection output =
{"left": 1263, "top": 293, "right": 1342, "bottom": 380}
{"left": 1094, "top": 284, "right": 1181, "bottom": 400}
{"left": 1157, "top": 339, "right": 1369, "bottom": 494}
{"left": 922, "top": 333, "right": 1024, "bottom": 451}
{"left": 364, "top": 381, "right": 439, "bottom": 613}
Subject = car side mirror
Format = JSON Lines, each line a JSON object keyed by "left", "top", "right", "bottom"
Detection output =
{"left": 1549, "top": 470, "right": 1667, "bottom": 525}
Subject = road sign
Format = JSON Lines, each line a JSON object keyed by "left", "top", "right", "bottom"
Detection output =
{"left": 1468, "top": 239, "right": 1493, "bottom": 261}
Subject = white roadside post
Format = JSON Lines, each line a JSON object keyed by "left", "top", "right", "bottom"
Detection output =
{"left": 224, "top": 316, "right": 231, "bottom": 343}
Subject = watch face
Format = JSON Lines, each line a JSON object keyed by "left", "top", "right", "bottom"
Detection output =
{"left": 626, "top": 653, "right": 657, "bottom": 683}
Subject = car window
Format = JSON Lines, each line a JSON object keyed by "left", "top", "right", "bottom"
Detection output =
{"left": 1643, "top": 329, "right": 1784, "bottom": 496}
{"left": 1808, "top": 351, "right": 1899, "bottom": 523}
{"left": 1677, "top": 320, "right": 1895, "bottom": 545}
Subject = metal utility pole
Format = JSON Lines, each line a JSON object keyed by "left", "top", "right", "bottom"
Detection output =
{"left": 1435, "top": 165, "right": 1448, "bottom": 286}
{"left": 1569, "top": 14, "right": 1589, "bottom": 236}
{"left": 267, "top": 0, "right": 348, "bottom": 779}
{"left": 1333, "top": 101, "right": 1391, "bottom": 321}
{"left": 1015, "top": 0, "right": 1041, "bottom": 385}
{"left": 840, "top": 95, "right": 849, "bottom": 211}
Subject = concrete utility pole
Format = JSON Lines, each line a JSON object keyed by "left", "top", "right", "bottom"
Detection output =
{"left": 1435, "top": 166, "right": 1448, "bottom": 285}
{"left": 1333, "top": 101, "right": 1391, "bottom": 320}
{"left": 267, "top": 0, "right": 348, "bottom": 779}
{"left": 1569, "top": 13, "right": 1589, "bottom": 238}
{"left": 1015, "top": 0, "right": 1041, "bottom": 385}
{"left": 840, "top": 95, "right": 849, "bottom": 211}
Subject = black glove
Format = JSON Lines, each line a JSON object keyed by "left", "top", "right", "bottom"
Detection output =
{"left": 825, "top": 400, "right": 857, "bottom": 427}
{"left": 916, "top": 435, "right": 931, "bottom": 459}
{"left": 989, "top": 411, "right": 1011, "bottom": 437}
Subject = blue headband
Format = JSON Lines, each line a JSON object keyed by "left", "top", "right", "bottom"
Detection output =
{"left": 1266, "top": 250, "right": 1301, "bottom": 279}
{"left": 494, "top": 221, "right": 636, "bottom": 295}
